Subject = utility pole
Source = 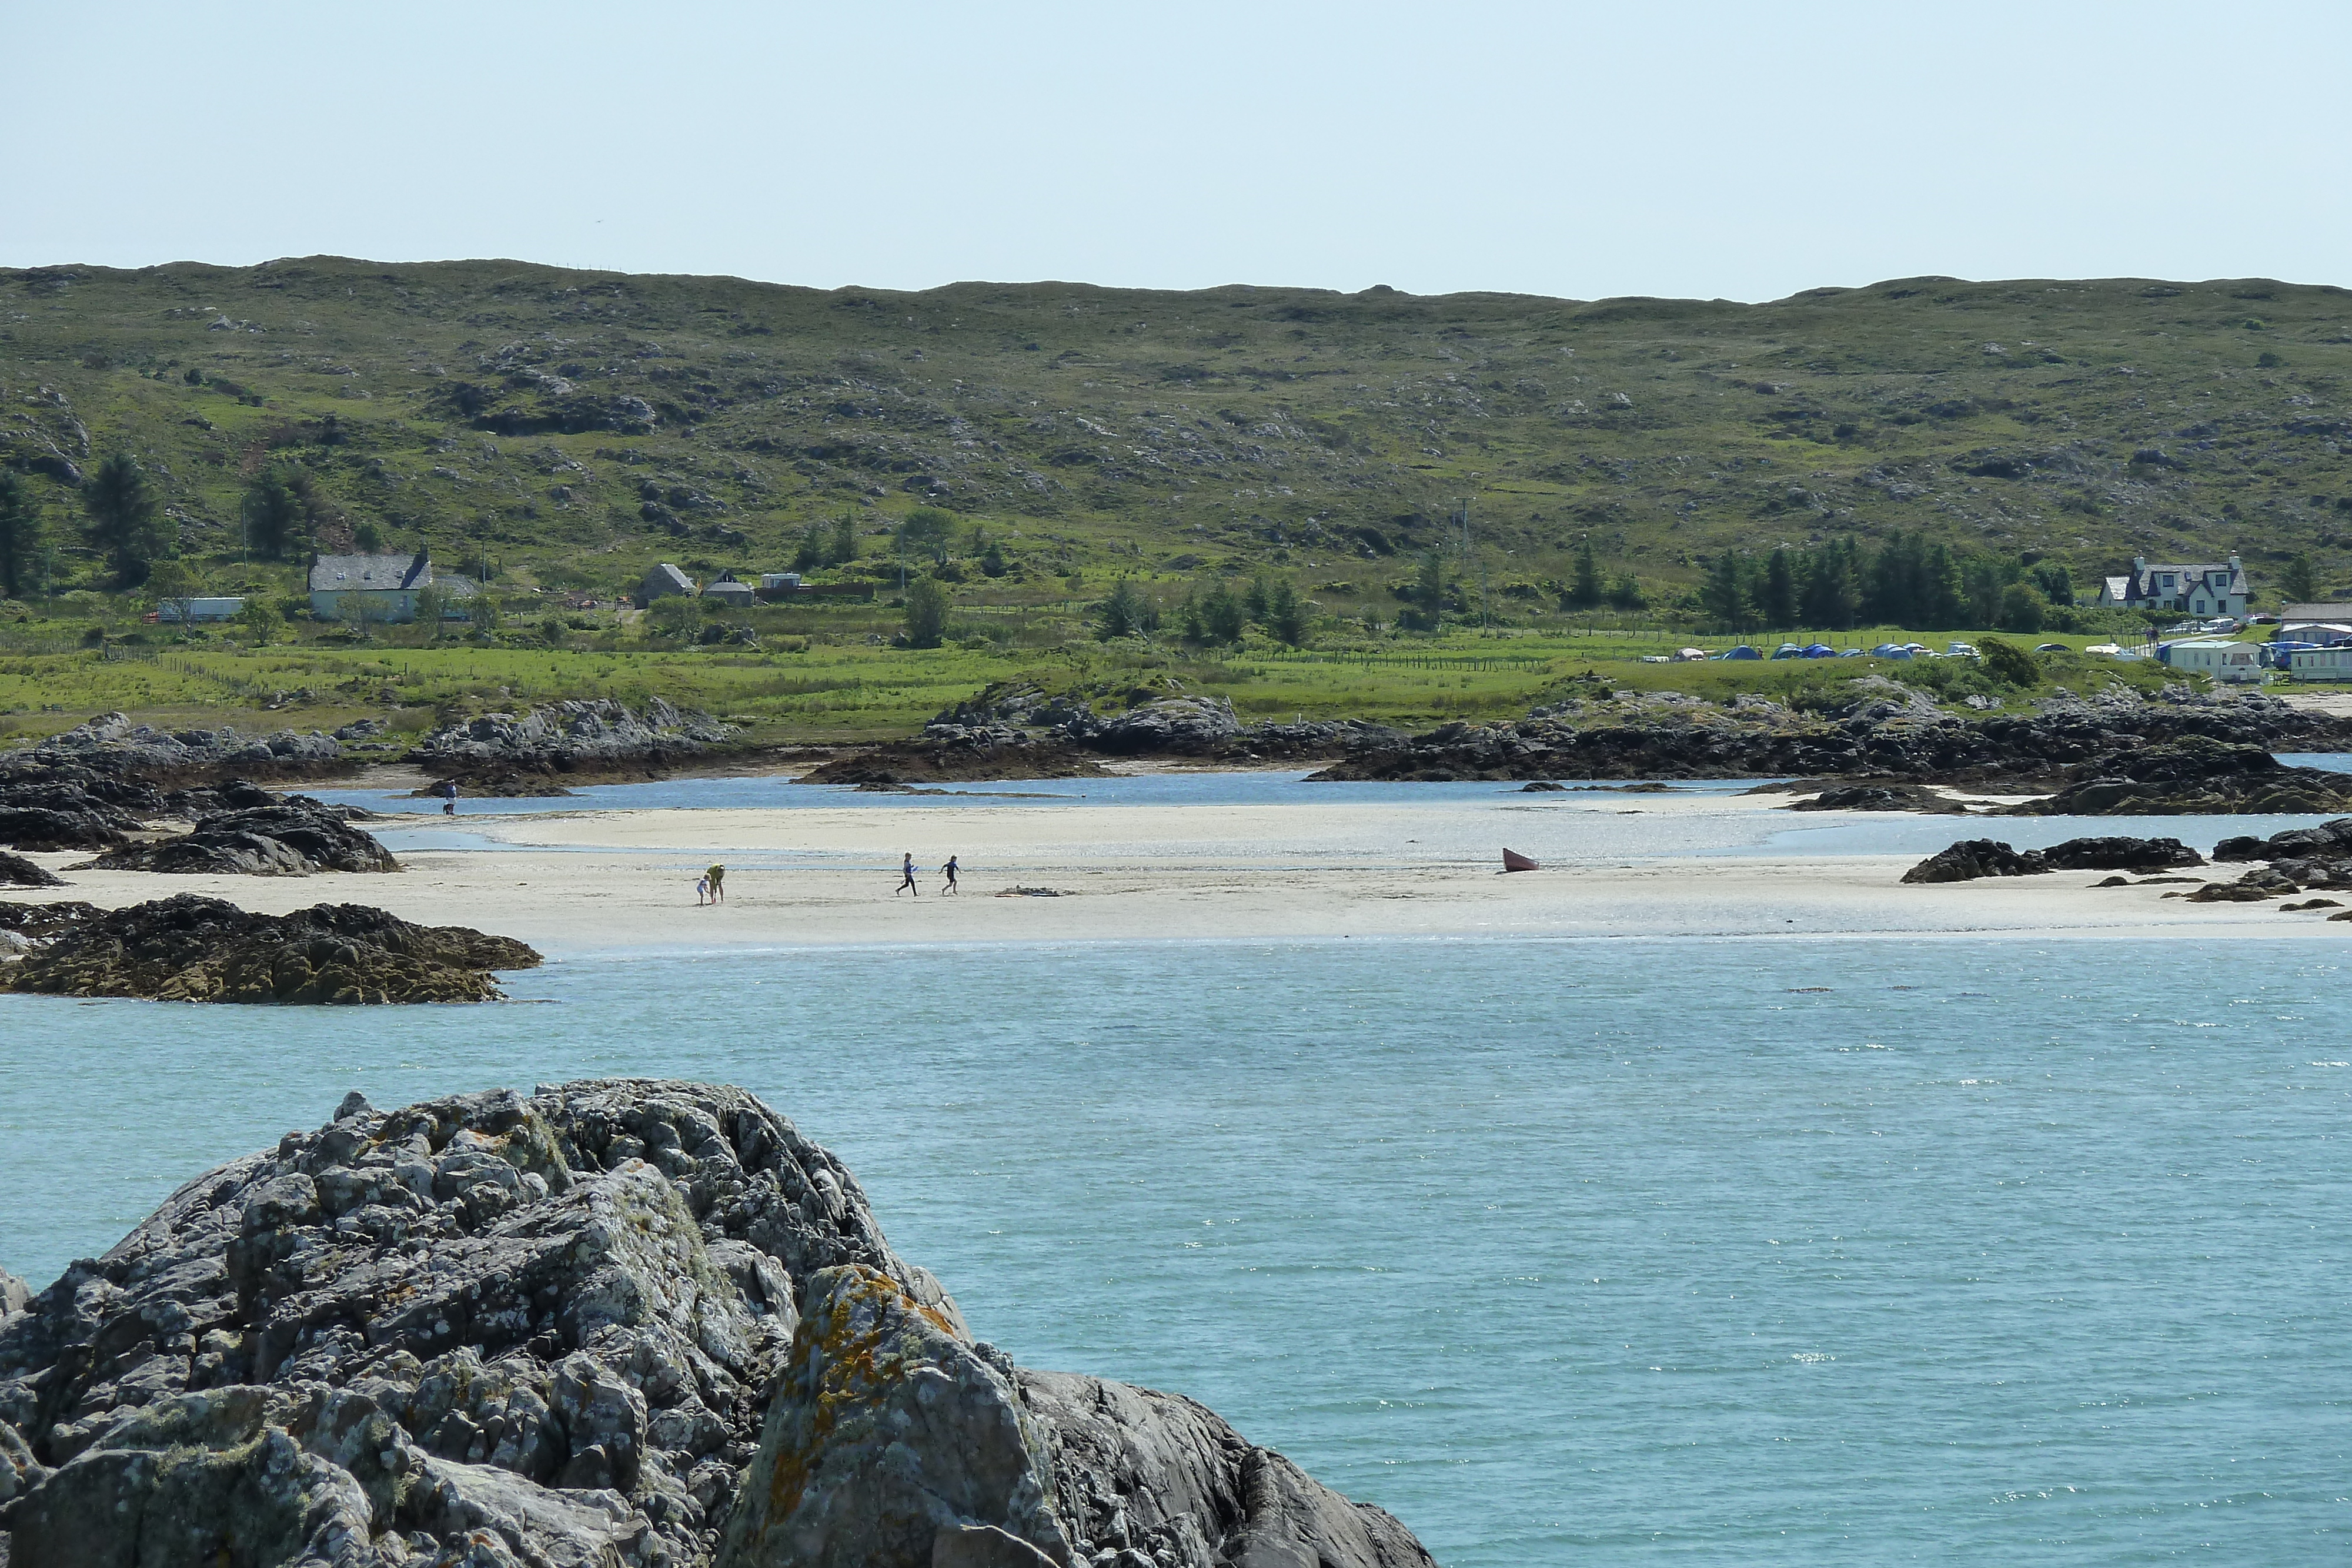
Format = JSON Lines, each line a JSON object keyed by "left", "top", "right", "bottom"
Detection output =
{"left": 1454, "top": 497, "right": 1489, "bottom": 631}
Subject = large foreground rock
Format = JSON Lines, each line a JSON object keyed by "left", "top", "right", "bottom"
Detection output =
{"left": 0, "top": 1080, "right": 1434, "bottom": 1568}
{"left": 2, "top": 895, "right": 539, "bottom": 1003}
{"left": 84, "top": 800, "right": 398, "bottom": 876}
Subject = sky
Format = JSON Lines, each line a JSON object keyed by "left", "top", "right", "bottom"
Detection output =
{"left": 6, "top": 1, "right": 2349, "bottom": 302}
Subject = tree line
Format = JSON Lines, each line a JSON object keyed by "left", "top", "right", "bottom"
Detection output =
{"left": 1698, "top": 533, "right": 2076, "bottom": 634}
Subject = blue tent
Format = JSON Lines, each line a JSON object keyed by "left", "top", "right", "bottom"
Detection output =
{"left": 1800, "top": 643, "right": 1836, "bottom": 658}
{"left": 1715, "top": 644, "right": 1762, "bottom": 660}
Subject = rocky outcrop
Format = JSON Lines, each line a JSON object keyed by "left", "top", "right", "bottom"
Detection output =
{"left": 0, "top": 798, "right": 137, "bottom": 852}
{"left": 0, "top": 1081, "right": 1433, "bottom": 1568}
{"left": 1, "top": 895, "right": 540, "bottom": 1003}
{"left": 1900, "top": 839, "right": 2050, "bottom": 883}
{"left": 18, "top": 711, "right": 345, "bottom": 787}
{"left": 1788, "top": 783, "right": 1969, "bottom": 814}
{"left": 2204, "top": 818, "right": 2352, "bottom": 895}
{"left": 1307, "top": 690, "right": 2352, "bottom": 785}
{"left": 83, "top": 801, "right": 398, "bottom": 877}
{"left": 1994, "top": 738, "right": 2352, "bottom": 816}
{"left": 1902, "top": 835, "right": 2203, "bottom": 883}
{"left": 0, "top": 851, "right": 64, "bottom": 888}
{"left": 410, "top": 699, "right": 733, "bottom": 775}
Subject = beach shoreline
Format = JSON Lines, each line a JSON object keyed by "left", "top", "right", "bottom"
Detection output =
{"left": 5, "top": 794, "right": 2334, "bottom": 958}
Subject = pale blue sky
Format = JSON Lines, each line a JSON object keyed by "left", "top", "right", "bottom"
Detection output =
{"left": 6, "top": 1, "right": 2347, "bottom": 300}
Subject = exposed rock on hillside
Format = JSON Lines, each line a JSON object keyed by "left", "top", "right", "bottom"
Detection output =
{"left": 1903, "top": 835, "right": 2204, "bottom": 883}
{"left": 83, "top": 800, "right": 398, "bottom": 876}
{"left": 1994, "top": 738, "right": 2352, "bottom": 815}
{"left": 410, "top": 699, "right": 733, "bottom": 775}
{"left": 0, "top": 1080, "right": 1434, "bottom": 1568}
{"left": 1, "top": 895, "right": 539, "bottom": 1002}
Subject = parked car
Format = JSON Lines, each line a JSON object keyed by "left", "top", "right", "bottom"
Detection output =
{"left": 1838, "top": 647, "right": 1864, "bottom": 657}
{"left": 2248, "top": 613, "right": 2282, "bottom": 626}
{"left": 2034, "top": 642, "right": 2069, "bottom": 653}
{"left": 1946, "top": 641, "right": 1980, "bottom": 658}
{"left": 1674, "top": 647, "right": 1709, "bottom": 661}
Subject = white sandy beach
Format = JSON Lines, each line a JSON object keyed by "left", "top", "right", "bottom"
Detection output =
{"left": 11, "top": 791, "right": 2339, "bottom": 955}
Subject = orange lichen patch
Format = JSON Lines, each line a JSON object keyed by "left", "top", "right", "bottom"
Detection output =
{"left": 756, "top": 1265, "right": 937, "bottom": 1533}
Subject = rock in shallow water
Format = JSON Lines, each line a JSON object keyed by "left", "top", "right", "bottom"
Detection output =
{"left": 0, "top": 1079, "right": 1434, "bottom": 1568}
{"left": 1, "top": 894, "right": 539, "bottom": 1003}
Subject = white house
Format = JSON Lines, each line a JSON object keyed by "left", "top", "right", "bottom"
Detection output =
{"left": 2096, "top": 555, "right": 2249, "bottom": 617}
{"left": 309, "top": 550, "right": 435, "bottom": 623}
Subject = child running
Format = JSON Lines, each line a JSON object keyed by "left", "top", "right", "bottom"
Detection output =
{"left": 941, "top": 854, "right": 960, "bottom": 894}
{"left": 896, "top": 852, "right": 919, "bottom": 896}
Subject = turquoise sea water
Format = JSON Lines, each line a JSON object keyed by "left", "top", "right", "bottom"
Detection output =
{"left": 5, "top": 935, "right": 2348, "bottom": 1565}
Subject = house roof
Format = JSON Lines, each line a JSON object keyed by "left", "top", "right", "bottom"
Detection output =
{"left": 2120, "top": 559, "right": 2247, "bottom": 600}
{"left": 703, "top": 578, "right": 756, "bottom": 597}
{"left": 644, "top": 563, "right": 695, "bottom": 592}
{"left": 309, "top": 550, "right": 429, "bottom": 593}
{"left": 2280, "top": 603, "right": 2352, "bottom": 621}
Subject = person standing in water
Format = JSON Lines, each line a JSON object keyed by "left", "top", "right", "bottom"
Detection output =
{"left": 706, "top": 862, "right": 726, "bottom": 903}
{"left": 941, "top": 854, "right": 960, "bottom": 894}
{"left": 896, "top": 852, "right": 919, "bottom": 896}
{"left": 437, "top": 778, "right": 459, "bottom": 815}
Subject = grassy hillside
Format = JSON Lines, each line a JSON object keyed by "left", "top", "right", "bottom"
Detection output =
{"left": 5, "top": 258, "right": 2350, "bottom": 618}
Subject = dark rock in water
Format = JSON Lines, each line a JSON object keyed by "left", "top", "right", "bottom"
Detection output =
{"left": 797, "top": 741, "right": 1112, "bottom": 786}
{"left": 83, "top": 802, "right": 397, "bottom": 877}
{"left": 1996, "top": 739, "right": 2352, "bottom": 816}
{"left": 1519, "top": 780, "right": 1567, "bottom": 792}
{"left": 1901, "top": 840, "right": 2049, "bottom": 883}
{"left": 1789, "top": 784, "right": 1969, "bottom": 814}
{"left": 0, "top": 1080, "right": 1434, "bottom": 1568}
{"left": 0, "top": 852, "right": 62, "bottom": 888}
{"left": 409, "top": 775, "right": 578, "bottom": 798}
{"left": 2, "top": 894, "right": 539, "bottom": 1003}
{"left": 2213, "top": 818, "right": 2352, "bottom": 862}
{"left": 2035, "top": 836, "right": 2204, "bottom": 871}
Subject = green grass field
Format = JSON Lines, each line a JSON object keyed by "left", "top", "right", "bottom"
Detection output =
{"left": 0, "top": 617, "right": 2208, "bottom": 749}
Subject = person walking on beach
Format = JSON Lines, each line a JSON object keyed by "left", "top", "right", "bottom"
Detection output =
{"left": 436, "top": 778, "right": 458, "bottom": 816}
{"left": 896, "top": 852, "right": 919, "bottom": 896}
{"left": 706, "top": 862, "right": 726, "bottom": 903}
{"left": 941, "top": 854, "right": 960, "bottom": 894}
